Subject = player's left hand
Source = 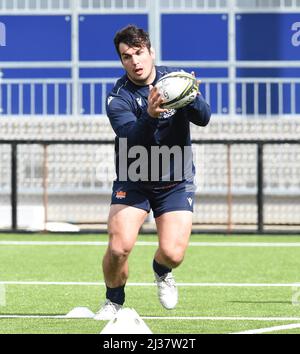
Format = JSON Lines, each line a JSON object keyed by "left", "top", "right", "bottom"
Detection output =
{"left": 191, "top": 71, "right": 201, "bottom": 96}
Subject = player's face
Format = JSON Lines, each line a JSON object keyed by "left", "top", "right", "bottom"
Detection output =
{"left": 119, "top": 43, "right": 156, "bottom": 86}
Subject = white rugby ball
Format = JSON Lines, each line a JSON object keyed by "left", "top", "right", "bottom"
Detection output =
{"left": 155, "top": 71, "right": 198, "bottom": 110}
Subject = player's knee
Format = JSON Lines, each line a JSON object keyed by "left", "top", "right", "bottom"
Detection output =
{"left": 108, "top": 245, "right": 131, "bottom": 263}
{"left": 107, "top": 232, "right": 132, "bottom": 262}
{"left": 161, "top": 249, "right": 184, "bottom": 269}
{"left": 169, "top": 255, "right": 184, "bottom": 269}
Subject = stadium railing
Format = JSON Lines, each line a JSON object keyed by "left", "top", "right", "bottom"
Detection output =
{"left": 1, "top": 77, "right": 300, "bottom": 116}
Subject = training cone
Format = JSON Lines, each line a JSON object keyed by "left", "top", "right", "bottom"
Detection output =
{"left": 100, "top": 308, "right": 152, "bottom": 334}
{"left": 65, "top": 307, "right": 95, "bottom": 318}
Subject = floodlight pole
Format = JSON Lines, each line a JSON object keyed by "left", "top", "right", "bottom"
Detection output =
{"left": 228, "top": 1, "right": 236, "bottom": 116}
{"left": 71, "top": 1, "right": 80, "bottom": 116}
{"left": 149, "top": 0, "right": 161, "bottom": 64}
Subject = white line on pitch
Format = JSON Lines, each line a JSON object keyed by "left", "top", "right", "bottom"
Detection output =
{"left": 0, "top": 315, "right": 67, "bottom": 319}
{"left": 2, "top": 315, "right": 300, "bottom": 322}
{"left": 232, "top": 323, "right": 300, "bottom": 334}
{"left": 143, "top": 316, "right": 300, "bottom": 321}
{"left": 1, "top": 241, "right": 300, "bottom": 247}
{"left": 0, "top": 281, "right": 300, "bottom": 287}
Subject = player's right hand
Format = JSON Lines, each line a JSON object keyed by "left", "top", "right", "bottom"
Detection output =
{"left": 147, "top": 85, "right": 168, "bottom": 118}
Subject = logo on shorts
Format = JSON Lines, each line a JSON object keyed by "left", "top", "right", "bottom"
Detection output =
{"left": 187, "top": 197, "right": 193, "bottom": 206}
{"left": 116, "top": 191, "right": 127, "bottom": 199}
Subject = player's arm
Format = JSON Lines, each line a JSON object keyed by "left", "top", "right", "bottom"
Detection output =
{"left": 183, "top": 72, "right": 211, "bottom": 126}
{"left": 184, "top": 94, "right": 211, "bottom": 126}
{"left": 107, "top": 90, "right": 166, "bottom": 146}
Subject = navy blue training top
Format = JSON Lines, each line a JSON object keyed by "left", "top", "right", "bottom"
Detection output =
{"left": 106, "top": 66, "right": 211, "bottom": 183}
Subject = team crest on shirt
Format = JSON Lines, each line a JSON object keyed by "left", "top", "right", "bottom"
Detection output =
{"left": 136, "top": 97, "right": 143, "bottom": 107}
{"left": 107, "top": 96, "right": 114, "bottom": 105}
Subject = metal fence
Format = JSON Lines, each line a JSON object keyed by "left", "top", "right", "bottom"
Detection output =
{"left": 1, "top": 77, "right": 300, "bottom": 116}
{"left": 0, "top": 139, "right": 299, "bottom": 234}
{"left": 1, "top": 0, "right": 300, "bottom": 117}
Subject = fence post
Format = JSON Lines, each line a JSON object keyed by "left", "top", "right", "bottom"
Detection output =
{"left": 42, "top": 144, "right": 49, "bottom": 232}
{"left": 227, "top": 143, "right": 233, "bottom": 233}
{"left": 257, "top": 143, "right": 264, "bottom": 233}
{"left": 11, "top": 143, "right": 18, "bottom": 231}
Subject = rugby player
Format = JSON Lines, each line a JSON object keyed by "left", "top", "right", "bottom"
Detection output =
{"left": 94, "top": 25, "right": 211, "bottom": 320}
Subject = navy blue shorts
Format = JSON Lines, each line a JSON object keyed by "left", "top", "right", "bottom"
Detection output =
{"left": 111, "top": 180, "right": 196, "bottom": 218}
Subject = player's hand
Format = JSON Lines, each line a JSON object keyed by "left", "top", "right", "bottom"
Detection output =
{"left": 191, "top": 71, "right": 201, "bottom": 96}
{"left": 147, "top": 85, "right": 168, "bottom": 118}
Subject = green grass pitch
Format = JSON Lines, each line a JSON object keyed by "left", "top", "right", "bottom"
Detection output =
{"left": 1, "top": 233, "right": 300, "bottom": 334}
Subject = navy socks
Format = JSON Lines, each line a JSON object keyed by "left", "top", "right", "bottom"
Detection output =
{"left": 106, "top": 284, "right": 125, "bottom": 305}
{"left": 105, "top": 260, "right": 172, "bottom": 305}
{"left": 153, "top": 259, "right": 172, "bottom": 277}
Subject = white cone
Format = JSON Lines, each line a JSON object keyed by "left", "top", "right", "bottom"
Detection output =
{"left": 100, "top": 308, "right": 152, "bottom": 334}
{"left": 46, "top": 222, "right": 80, "bottom": 232}
{"left": 66, "top": 307, "right": 95, "bottom": 318}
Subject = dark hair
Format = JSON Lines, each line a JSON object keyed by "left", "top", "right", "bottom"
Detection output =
{"left": 114, "top": 25, "right": 151, "bottom": 58}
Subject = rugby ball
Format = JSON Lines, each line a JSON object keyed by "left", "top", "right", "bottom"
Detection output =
{"left": 155, "top": 71, "right": 198, "bottom": 110}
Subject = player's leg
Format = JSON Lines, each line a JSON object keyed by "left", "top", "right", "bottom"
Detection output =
{"left": 154, "top": 210, "right": 193, "bottom": 269}
{"left": 153, "top": 210, "right": 193, "bottom": 310}
{"left": 149, "top": 180, "right": 195, "bottom": 310}
{"left": 103, "top": 204, "right": 148, "bottom": 288}
{"left": 94, "top": 204, "right": 148, "bottom": 320}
